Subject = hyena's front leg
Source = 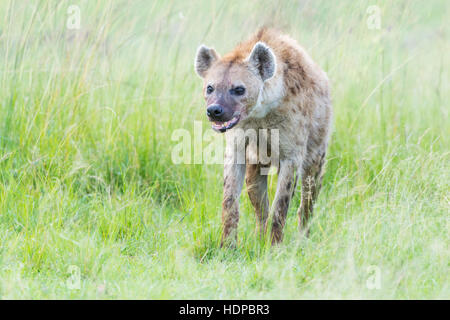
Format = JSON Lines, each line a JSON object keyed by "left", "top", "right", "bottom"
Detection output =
{"left": 245, "top": 164, "right": 270, "bottom": 238}
{"left": 270, "top": 160, "right": 297, "bottom": 244}
{"left": 298, "top": 149, "right": 326, "bottom": 235}
{"left": 221, "top": 161, "right": 245, "bottom": 247}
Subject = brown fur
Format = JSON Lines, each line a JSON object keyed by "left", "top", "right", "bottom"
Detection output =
{"left": 195, "top": 28, "right": 332, "bottom": 246}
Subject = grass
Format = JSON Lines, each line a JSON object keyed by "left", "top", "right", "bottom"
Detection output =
{"left": 0, "top": 0, "right": 448, "bottom": 299}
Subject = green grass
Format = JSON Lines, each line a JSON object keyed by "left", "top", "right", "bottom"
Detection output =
{"left": 0, "top": 0, "right": 448, "bottom": 299}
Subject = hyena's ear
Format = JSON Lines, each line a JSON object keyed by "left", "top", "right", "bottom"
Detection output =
{"left": 195, "top": 45, "right": 219, "bottom": 78}
{"left": 247, "top": 42, "right": 276, "bottom": 81}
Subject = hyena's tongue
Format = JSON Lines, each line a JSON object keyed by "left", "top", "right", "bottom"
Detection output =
{"left": 211, "top": 115, "right": 240, "bottom": 133}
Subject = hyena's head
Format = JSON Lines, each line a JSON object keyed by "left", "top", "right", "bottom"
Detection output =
{"left": 194, "top": 42, "right": 276, "bottom": 133}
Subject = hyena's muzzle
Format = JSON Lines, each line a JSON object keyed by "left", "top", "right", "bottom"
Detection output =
{"left": 206, "top": 94, "right": 241, "bottom": 133}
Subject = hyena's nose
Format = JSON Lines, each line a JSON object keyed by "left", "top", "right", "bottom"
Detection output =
{"left": 206, "top": 105, "right": 224, "bottom": 121}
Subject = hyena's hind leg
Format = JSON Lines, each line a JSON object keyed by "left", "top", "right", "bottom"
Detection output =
{"left": 245, "top": 164, "right": 270, "bottom": 238}
{"left": 297, "top": 145, "right": 327, "bottom": 235}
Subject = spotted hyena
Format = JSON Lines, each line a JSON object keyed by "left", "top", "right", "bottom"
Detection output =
{"left": 194, "top": 28, "right": 332, "bottom": 246}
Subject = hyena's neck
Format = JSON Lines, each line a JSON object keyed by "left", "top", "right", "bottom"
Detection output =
{"left": 248, "top": 73, "right": 285, "bottom": 119}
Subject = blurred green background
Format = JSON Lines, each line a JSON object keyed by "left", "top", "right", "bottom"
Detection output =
{"left": 0, "top": 0, "right": 448, "bottom": 298}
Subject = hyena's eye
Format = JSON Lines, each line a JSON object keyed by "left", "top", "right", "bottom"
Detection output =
{"left": 230, "top": 86, "right": 246, "bottom": 96}
{"left": 206, "top": 85, "right": 214, "bottom": 94}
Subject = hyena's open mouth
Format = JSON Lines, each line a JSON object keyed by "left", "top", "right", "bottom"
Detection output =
{"left": 211, "top": 114, "right": 240, "bottom": 133}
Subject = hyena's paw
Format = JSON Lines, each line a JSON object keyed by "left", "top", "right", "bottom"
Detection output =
{"left": 220, "top": 231, "right": 238, "bottom": 249}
